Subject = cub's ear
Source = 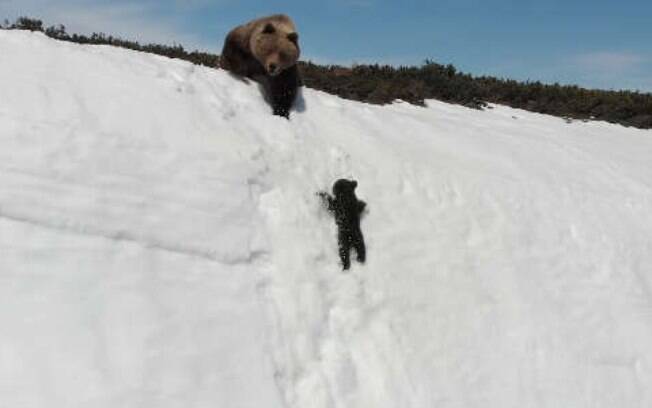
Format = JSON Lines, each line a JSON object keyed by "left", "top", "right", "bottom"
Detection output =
{"left": 262, "top": 23, "right": 276, "bottom": 34}
{"left": 287, "top": 32, "right": 299, "bottom": 44}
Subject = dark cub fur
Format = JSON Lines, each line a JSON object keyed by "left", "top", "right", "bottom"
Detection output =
{"left": 318, "top": 179, "right": 367, "bottom": 270}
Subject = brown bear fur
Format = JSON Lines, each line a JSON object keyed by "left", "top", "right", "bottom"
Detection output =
{"left": 219, "top": 14, "right": 301, "bottom": 118}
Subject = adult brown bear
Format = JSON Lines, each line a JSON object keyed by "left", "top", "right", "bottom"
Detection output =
{"left": 219, "top": 14, "right": 301, "bottom": 118}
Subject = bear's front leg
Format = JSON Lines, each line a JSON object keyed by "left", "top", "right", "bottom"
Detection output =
{"left": 269, "top": 65, "right": 300, "bottom": 118}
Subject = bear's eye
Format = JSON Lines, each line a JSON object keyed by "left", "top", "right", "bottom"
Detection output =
{"left": 262, "top": 23, "right": 275, "bottom": 34}
{"left": 287, "top": 32, "right": 298, "bottom": 44}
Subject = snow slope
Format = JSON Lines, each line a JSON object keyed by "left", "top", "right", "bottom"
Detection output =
{"left": 1, "top": 30, "right": 652, "bottom": 408}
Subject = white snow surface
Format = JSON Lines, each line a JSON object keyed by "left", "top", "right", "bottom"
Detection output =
{"left": 1, "top": 30, "right": 652, "bottom": 408}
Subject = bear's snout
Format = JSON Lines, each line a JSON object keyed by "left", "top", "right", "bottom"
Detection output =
{"left": 267, "top": 63, "right": 279, "bottom": 75}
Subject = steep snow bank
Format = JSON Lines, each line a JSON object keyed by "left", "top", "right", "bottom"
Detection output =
{"left": 1, "top": 30, "right": 652, "bottom": 408}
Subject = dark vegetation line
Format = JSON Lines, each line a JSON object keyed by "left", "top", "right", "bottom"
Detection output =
{"left": 3, "top": 17, "right": 652, "bottom": 129}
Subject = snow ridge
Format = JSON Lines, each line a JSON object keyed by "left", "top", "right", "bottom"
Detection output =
{"left": 2, "top": 30, "right": 652, "bottom": 408}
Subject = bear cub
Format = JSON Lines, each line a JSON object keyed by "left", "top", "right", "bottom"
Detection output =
{"left": 219, "top": 14, "right": 301, "bottom": 118}
{"left": 318, "top": 179, "right": 367, "bottom": 270}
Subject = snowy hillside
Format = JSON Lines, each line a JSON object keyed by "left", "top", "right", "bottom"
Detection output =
{"left": 2, "top": 30, "right": 652, "bottom": 408}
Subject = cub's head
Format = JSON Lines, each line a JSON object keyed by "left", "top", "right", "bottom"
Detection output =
{"left": 250, "top": 15, "right": 300, "bottom": 76}
{"left": 332, "top": 179, "right": 358, "bottom": 197}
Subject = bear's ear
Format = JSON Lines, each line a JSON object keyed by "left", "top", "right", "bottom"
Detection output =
{"left": 262, "top": 23, "right": 276, "bottom": 34}
{"left": 287, "top": 32, "right": 298, "bottom": 44}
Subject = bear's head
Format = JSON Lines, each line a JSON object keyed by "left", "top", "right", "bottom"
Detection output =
{"left": 332, "top": 179, "right": 358, "bottom": 197}
{"left": 250, "top": 17, "right": 300, "bottom": 76}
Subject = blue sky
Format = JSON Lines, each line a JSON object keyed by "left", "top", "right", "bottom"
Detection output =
{"left": 2, "top": 0, "right": 651, "bottom": 92}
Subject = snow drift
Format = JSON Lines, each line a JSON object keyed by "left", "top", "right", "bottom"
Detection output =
{"left": 1, "top": 30, "right": 652, "bottom": 408}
